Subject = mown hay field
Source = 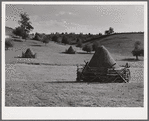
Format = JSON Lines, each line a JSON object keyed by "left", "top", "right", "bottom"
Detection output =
{"left": 5, "top": 34, "right": 144, "bottom": 107}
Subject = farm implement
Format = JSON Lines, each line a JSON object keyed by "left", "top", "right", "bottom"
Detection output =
{"left": 76, "top": 46, "right": 131, "bottom": 83}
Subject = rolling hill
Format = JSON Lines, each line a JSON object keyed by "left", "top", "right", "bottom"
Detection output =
{"left": 5, "top": 25, "right": 144, "bottom": 57}
{"left": 83, "top": 33, "right": 144, "bottom": 56}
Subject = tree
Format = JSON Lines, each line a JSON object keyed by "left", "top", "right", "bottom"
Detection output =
{"left": 132, "top": 41, "right": 143, "bottom": 60}
{"left": 76, "top": 38, "right": 82, "bottom": 48}
{"left": 109, "top": 27, "right": 114, "bottom": 34}
{"left": 82, "top": 44, "right": 92, "bottom": 53}
{"left": 92, "top": 41, "right": 101, "bottom": 51}
{"left": 13, "top": 12, "right": 34, "bottom": 40}
{"left": 42, "top": 36, "right": 50, "bottom": 46}
{"left": 105, "top": 30, "right": 109, "bottom": 35}
{"left": 104, "top": 27, "right": 114, "bottom": 35}
{"left": 52, "top": 35, "right": 59, "bottom": 42}
{"left": 33, "top": 33, "right": 46, "bottom": 41}
{"left": 62, "top": 36, "right": 70, "bottom": 44}
{"left": 13, "top": 26, "right": 27, "bottom": 39}
{"left": 99, "top": 33, "right": 102, "bottom": 36}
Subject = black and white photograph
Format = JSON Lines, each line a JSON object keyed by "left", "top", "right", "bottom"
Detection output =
{"left": 2, "top": 1, "right": 148, "bottom": 120}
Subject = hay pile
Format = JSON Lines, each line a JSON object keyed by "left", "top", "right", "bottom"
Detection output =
{"left": 22, "top": 48, "right": 36, "bottom": 58}
{"left": 88, "top": 45, "right": 119, "bottom": 68}
{"left": 65, "top": 46, "right": 75, "bottom": 54}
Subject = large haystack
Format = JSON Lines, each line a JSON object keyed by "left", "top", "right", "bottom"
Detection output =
{"left": 22, "top": 48, "right": 36, "bottom": 58}
{"left": 88, "top": 45, "right": 119, "bottom": 68}
{"left": 77, "top": 46, "right": 131, "bottom": 83}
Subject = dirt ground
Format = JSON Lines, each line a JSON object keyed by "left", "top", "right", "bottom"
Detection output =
{"left": 5, "top": 40, "right": 144, "bottom": 107}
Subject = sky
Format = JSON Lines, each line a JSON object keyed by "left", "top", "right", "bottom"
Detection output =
{"left": 5, "top": 3, "right": 144, "bottom": 34}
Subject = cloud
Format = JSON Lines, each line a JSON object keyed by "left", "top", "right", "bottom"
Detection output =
{"left": 6, "top": 15, "right": 19, "bottom": 22}
{"left": 30, "top": 15, "right": 39, "bottom": 22}
{"left": 55, "top": 11, "right": 76, "bottom": 16}
{"left": 60, "top": 21, "right": 101, "bottom": 34}
{"left": 31, "top": 18, "right": 101, "bottom": 34}
{"left": 32, "top": 19, "right": 68, "bottom": 33}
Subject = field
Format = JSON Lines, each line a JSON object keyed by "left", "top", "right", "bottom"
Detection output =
{"left": 5, "top": 33, "right": 144, "bottom": 107}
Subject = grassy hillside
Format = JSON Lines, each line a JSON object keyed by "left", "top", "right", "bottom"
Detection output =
{"left": 6, "top": 26, "right": 144, "bottom": 57}
{"left": 32, "top": 32, "right": 144, "bottom": 57}
{"left": 83, "top": 33, "right": 144, "bottom": 56}
{"left": 5, "top": 26, "right": 15, "bottom": 36}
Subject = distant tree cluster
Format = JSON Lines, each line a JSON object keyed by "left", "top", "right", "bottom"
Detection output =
{"left": 62, "top": 36, "right": 70, "bottom": 44}
{"left": 105, "top": 27, "right": 114, "bottom": 35}
{"left": 34, "top": 33, "right": 46, "bottom": 41}
{"left": 52, "top": 35, "right": 59, "bottom": 42}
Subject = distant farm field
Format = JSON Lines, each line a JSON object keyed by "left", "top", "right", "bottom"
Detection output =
{"left": 5, "top": 33, "right": 144, "bottom": 107}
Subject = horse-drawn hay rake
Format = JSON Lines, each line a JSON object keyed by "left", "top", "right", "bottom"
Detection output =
{"left": 76, "top": 61, "right": 131, "bottom": 83}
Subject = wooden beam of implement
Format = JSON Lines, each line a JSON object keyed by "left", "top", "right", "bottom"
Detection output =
{"left": 79, "top": 61, "right": 89, "bottom": 79}
{"left": 109, "top": 63, "right": 128, "bottom": 83}
{"left": 84, "top": 61, "right": 105, "bottom": 82}
{"left": 114, "top": 68, "right": 128, "bottom": 83}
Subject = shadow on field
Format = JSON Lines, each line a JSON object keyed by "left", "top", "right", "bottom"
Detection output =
{"left": 31, "top": 44, "right": 42, "bottom": 47}
{"left": 76, "top": 52, "right": 93, "bottom": 54}
{"left": 60, "top": 52, "right": 75, "bottom": 54}
{"left": 44, "top": 81, "right": 85, "bottom": 84}
{"left": 44, "top": 81, "right": 120, "bottom": 84}
{"left": 121, "top": 58, "right": 143, "bottom": 62}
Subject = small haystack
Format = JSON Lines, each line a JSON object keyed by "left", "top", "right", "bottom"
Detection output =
{"left": 66, "top": 46, "right": 75, "bottom": 54}
{"left": 22, "top": 48, "right": 36, "bottom": 58}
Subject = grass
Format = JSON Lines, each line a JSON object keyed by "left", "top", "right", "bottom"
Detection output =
{"left": 5, "top": 81, "right": 143, "bottom": 107}
{"left": 5, "top": 63, "right": 143, "bottom": 107}
{"left": 83, "top": 33, "right": 144, "bottom": 56}
{"left": 5, "top": 33, "right": 144, "bottom": 107}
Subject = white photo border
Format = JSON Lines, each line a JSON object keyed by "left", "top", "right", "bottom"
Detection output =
{"left": 2, "top": 1, "right": 148, "bottom": 120}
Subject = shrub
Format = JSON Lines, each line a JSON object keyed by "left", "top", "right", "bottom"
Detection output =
{"left": 82, "top": 44, "right": 92, "bottom": 53}
{"left": 92, "top": 42, "right": 101, "bottom": 51}
{"left": 5, "top": 39, "right": 14, "bottom": 50}
{"left": 42, "top": 36, "right": 50, "bottom": 45}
